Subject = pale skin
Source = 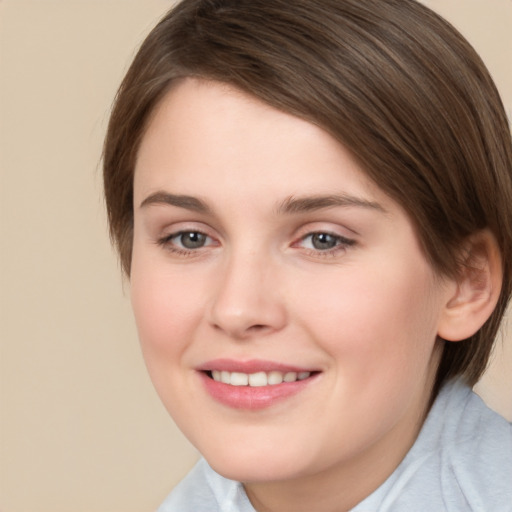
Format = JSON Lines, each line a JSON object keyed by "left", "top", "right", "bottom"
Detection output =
{"left": 130, "top": 79, "right": 501, "bottom": 512}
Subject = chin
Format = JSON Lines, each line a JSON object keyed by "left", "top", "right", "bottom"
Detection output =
{"left": 201, "top": 440, "right": 313, "bottom": 484}
{"left": 209, "top": 458, "right": 295, "bottom": 484}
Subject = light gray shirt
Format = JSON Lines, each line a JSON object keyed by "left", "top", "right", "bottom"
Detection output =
{"left": 158, "top": 379, "right": 512, "bottom": 511}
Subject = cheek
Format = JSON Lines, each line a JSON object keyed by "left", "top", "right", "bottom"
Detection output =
{"left": 129, "top": 254, "right": 207, "bottom": 360}
{"left": 129, "top": 257, "right": 210, "bottom": 417}
{"left": 295, "top": 263, "right": 442, "bottom": 377}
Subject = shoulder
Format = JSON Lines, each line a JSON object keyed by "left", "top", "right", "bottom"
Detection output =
{"left": 156, "top": 459, "right": 216, "bottom": 512}
{"left": 407, "top": 379, "right": 512, "bottom": 510}
{"left": 353, "top": 379, "right": 512, "bottom": 512}
{"left": 434, "top": 380, "right": 512, "bottom": 510}
{"left": 157, "top": 458, "right": 254, "bottom": 512}
{"left": 426, "top": 379, "right": 512, "bottom": 462}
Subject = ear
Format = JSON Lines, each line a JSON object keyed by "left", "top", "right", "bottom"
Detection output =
{"left": 437, "top": 229, "right": 502, "bottom": 342}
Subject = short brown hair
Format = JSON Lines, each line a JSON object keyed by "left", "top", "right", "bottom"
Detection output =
{"left": 103, "top": 0, "right": 512, "bottom": 388}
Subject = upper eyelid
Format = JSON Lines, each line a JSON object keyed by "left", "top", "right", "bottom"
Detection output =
{"left": 302, "top": 231, "right": 354, "bottom": 241}
{"left": 158, "top": 221, "right": 216, "bottom": 237}
{"left": 295, "top": 231, "right": 356, "bottom": 247}
{"left": 293, "top": 221, "right": 359, "bottom": 240}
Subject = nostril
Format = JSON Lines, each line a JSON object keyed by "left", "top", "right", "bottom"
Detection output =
{"left": 248, "top": 324, "right": 267, "bottom": 332}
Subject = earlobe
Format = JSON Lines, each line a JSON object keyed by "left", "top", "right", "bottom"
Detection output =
{"left": 437, "top": 230, "right": 502, "bottom": 342}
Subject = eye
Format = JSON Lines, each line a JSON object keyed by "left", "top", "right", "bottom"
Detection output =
{"left": 297, "top": 232, "right": 355, "bottom": 253}
{"left": 307, "top": 233, "right": 340, "bottom": 250}
{"left": 175, "top": 231, "right": 209, "bottom": 249}
{"left": 157, "top": 230, "right": 215, "bottom": 252}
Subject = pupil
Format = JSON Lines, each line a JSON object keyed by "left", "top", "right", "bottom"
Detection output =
{"left": 181, "top": 232, "right": 206, "bottom": 249}
{"left": 312, "top": 233, "right": 337, "bottom": 250}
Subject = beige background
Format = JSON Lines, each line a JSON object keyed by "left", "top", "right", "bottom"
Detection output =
{"left": 0, "top": 1, "right": 511, "bottom": 511}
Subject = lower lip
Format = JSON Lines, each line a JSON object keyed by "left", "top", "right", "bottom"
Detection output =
{"left": 199, "top": 372, "right": 317, "bottom": 410}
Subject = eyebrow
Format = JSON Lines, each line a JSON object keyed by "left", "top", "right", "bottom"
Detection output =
{"left": 139, "top": 191, "right": 386, "bottom": 216}
{"left": 276, "top": 194, "right": 386, "bottom": 215}
{"left": 140, "top": 192, "right": 211, "bottom": 214}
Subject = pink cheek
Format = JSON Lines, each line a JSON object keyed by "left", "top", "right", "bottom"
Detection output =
{"left": 132, "top": 279, "right": 204, "bottom": 353}
{"left": 302, "top": 278, "right": 409, "bottom": 360}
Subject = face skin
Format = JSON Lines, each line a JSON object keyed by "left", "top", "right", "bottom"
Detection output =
{"left": 131, "top": 79, "right": 456, "bottom": 512}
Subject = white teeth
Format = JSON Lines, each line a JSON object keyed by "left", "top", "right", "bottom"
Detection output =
{"left": 267, "top": 371, "right": 284, "bottom": 385}
{"left": 210, "top": 370, "right": 311, "bottom": 386}
{"left": 230, "top": 372, "right": 249, "bottom": 386}
{"left": 248, "top": 372, "right": 267, "bottom": 387}
{"left": 283, "top": 371, "right": 297, "bottom": 382}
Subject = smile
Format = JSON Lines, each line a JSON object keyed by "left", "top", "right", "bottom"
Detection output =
{"left": 210, "top": 370, "right": 311, "bottom": 387}
{"left": 198, "top": 361, "right": 320, "bottom": 410}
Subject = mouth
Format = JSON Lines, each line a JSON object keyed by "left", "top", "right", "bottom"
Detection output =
{"left": 205, "top": 369, "right": 314, "bottom": 387}
{"left": 197, "top": 360, "right": 320, "bottom": 410}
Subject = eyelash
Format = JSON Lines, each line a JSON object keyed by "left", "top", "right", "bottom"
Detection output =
{"left": 156, "top": 230, "right": 216, "bottom": 256}
{"left": 156, "top": 230, "right": 356, "bottom": 258}
{"left": 294, "top": 232, "right": 356, "bottom": 258}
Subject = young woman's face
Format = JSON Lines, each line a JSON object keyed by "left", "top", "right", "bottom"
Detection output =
{"left": 131, "top": 79, "right": 453, "bottom": 497}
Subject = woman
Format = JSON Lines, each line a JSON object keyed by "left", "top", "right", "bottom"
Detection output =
{"left": 103, "top": 1, "right": 512, "bottom": 510}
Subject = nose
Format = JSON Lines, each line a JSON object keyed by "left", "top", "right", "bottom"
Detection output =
{"left": 208, "top": 249, "right": 287, "bottom": 340}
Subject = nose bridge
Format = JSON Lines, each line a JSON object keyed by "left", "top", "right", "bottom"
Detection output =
{"left": 208, "top": 242, "right": 286, "bottom": 339}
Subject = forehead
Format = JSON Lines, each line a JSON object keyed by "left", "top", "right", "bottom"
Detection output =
{"left": 134, "top": 79, "right": 389, "bottom": 207}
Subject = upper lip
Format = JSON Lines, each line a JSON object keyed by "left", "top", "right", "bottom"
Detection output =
{"left": 196, "top": 359, "right": 318, "bottom": 374}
